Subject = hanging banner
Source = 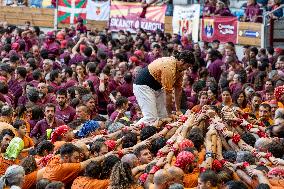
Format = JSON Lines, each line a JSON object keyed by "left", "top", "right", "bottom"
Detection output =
{"left": 172, "top": 4, "right": 200, "bottom": 42}
{"left": 57, "top": 0, "right": 87, "bottom": 24}
{"left": 86, "top": 0, "right": 110, "bottom": 21}
{"left": 109, "top": 1, "right": 167, "bottom": 32}
{"left": 201, "top": 16, "right": 238, "bottom": 44}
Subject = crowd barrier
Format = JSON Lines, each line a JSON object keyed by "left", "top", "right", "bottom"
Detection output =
{"left": 0, "top": 6, "right": 263, "bottom": 47}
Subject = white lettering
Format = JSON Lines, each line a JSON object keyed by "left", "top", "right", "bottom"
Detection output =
{"left": 218, "top": 24, "right": 234, "bottom": 35}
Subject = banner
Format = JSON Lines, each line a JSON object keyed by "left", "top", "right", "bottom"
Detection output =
{"left": 86, "top": 0, "right": 110, "bottom": 21}
{"left": 109, "top": 1, "right": 167, "bottom": 32}
{"left": 58, "top": 0, "right": 87, "bottom": 24}
{"left": 172, "top": 4, "right": 200, "bottom": 42}
{"left": 201, "top": 16, "right": 238, "bottom": 44}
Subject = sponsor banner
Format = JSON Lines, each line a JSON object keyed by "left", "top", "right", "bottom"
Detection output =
{"left": 109, "top": 1, "right": 166, "bottom": 32}
{"left": 238, "top": 22, "right": 262, "bottom": 46}
{"left": 172, "top": 4, "right": 200, "bottom": 42}
{"left": 86, "top": 0, "right": 110, "bottom": 21}
{"left": 201, "top": 16, "right": 238, "bottom": 44}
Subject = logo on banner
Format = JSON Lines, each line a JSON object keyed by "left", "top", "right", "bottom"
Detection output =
{"left": 96, "top": 6, "right": 101, "bottom": 15}
{"left": 204, "top": 19, "right": 214, "bottom": 38}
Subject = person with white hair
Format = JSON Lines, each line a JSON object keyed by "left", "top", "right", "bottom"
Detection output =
{"left": 0, "top": 165, "right": 25, "bottom": 189}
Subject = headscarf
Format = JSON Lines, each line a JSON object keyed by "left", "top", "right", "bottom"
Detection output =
{"left": 274, "top": 85, "right": 284, "bottom": 101}
{"left": 268, "top": 167, "right": 284, "bottom": 177}
{"left": 0, "top": 165, "right": 25, "bottom": 189}
{"left": 105, "top": 140, "right": 116, "bottom": 151}
{"left": 174, "top": 151, "right": 195, "bottom": 169}
{"left": 4, "top": 137, "right": 24, "bottom": 160}
{"left": 77, "top": 120, "right": 100, "bottom": 138}
{"left": 51, "top": 125, "right": 70, "bottom": 143}
{"left": 178, "top": 139, "right": 194, "bottom": 151}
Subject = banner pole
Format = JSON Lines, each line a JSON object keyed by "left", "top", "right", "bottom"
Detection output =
{"left": 54, "top": 0, "right": 59, "bottom": 30}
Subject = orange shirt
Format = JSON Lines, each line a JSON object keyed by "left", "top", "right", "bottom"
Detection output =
{"left": 71, "top": 176, "right": 109, "bottom": 189}
{"left": 148, "top": 57, "right": 183, "bottom": 93}
{"left": 42, "top": 155, "right": 81, "bottom": 185}
{"left": 22, "top": 171, "right": 37, "bottom": 189}
{"left": 269, "top": 179, "right": 284, "bottom": 188}
{"left": 183, "top": 168, "right": 199, "bottom": 188}
{"left": 0, "top": 154, "right": 19, "bottom": 176}
{"left": 20, "top": 135, "right": 35, "bottom": 158}
{"left": 53, "top": 141, "right": 66, "bottom": 152}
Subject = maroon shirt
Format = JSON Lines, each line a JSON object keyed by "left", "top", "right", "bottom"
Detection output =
{"left": 63, "top": 79, "right": 77, "bottom": 90}
{"left": 55, "top": 105, "right": 76, "bottom": 124}
{"left": 108, "top": 79, "right": 121, "bottom": 93}
{"left": 117, "top": 83, "right": 134, "bottom": 98}
{"left": 30, "top": 117, "right": 65, "bottom": 139}
{"left": 49, "top": 82, "right": 62, "bottom": 93}
{"left": 39, "top": 94, "right": 56, "bottom": 105}
{"left": 208, "top": 59, "right": 224, "bottom": 82}
{"left": 87, "top": 74, "right": 99, "bottom": 87}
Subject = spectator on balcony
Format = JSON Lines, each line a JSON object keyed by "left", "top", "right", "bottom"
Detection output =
{"left": 243, "top": 0, "right": 263, "bottom": 23}
{"left": 203, "top": 0, "right": 217, "bottom": 17}
{"left": 268, "top": 0, "right": 283, "bottom": 19}
{"left": 214, "top": 0, "right": 233, "bottom": 16}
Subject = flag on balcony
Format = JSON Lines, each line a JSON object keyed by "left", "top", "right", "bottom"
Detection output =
{"left": 86, "top": 0, "right": 110, "bottom": 21}
{"left": 57, "top": 0, "right": 87, "bottom": 24}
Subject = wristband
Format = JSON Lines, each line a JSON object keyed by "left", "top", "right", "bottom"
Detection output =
{"left": 243, "top": 162, "right": 250, "bottom": 168}
{"left": 166, "top": 140, "right": 174, "bottom": 146}
{"left": 165, "top": 124, "right": 173, "bottom": 130}
{"left": 179, "top": 115, "right": 188, "bottom": 123}
{"left": 117, "top": 150, "right": 124, "bottom": 158}
{"left": 265, "top": 152, "right": 272, "bottom": 159}
{"left": 232, "top": 133, "right": 241, "bottom": 144}
{"left": 246, "top": 123, "right": 253, "bottom": 131}
{"left": 156, "top": 150, "right": 165, "bottom": 158}
{"left": 149, "top": 165, "right": 160, "bottom": 174}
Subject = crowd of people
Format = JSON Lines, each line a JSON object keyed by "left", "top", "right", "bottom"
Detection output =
{"left": 0, "top": 15, "right": 284, "bottom": 189}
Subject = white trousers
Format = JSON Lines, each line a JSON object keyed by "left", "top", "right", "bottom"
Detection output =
{"left": 133, "top": 84, "right": 168, "bottom": 125}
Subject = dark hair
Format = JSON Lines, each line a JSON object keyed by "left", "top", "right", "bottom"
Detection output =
{"left": 45, "top": 103, "right": 56, "bottom": 112}
{"left": 134, "top": 145, "right": 149, "bottom": 157}
{"left": 124, "top": 72, "right": 133, "bottom": 84}
{"left": 30, "top": 105, "right": 44, "bottom": 120}
{"left": 20, "top": 155, "right": 37, "bottom": 174}
{"left": 100, "top": 155, "right": 120, "bottom": 179}
{"left": 56, "top": 89, "right": 67, "bottom": 97}
{"left": 223, "top": 150, "right": 237, "bottom": 163}
{"left": 27, "top": 58, "right": 37, "bottom": 70}
{"left": 85, "top": 161, "right": 102, "bottom": 179}
{"left": 267, "top": 141, "right": 284, "bottom": 158}
{"left": 115, "top": 96, "right": 128, "bottom": 109}
{"left": 36, "top": 140, "right": 54, "bottom": 156}
{"left": 232, "top": 90, "right": 247, "bottom": 109}
{"left": 259, "top": 103, "right": 271, "bottom": 112}
{"left": 250, "top": 47, "right": 259, "bottom": 55}
{"left": 110, "top": 162, "right": 135, "bottom": 188}
{"left": 199, "top": 170, "right": 218, "bottom": 187}
{"left": 12, "top": 119, "right": 26, "bottom": 130}
{"left": 188, "top": 131, "right": 204, "bottom": 152}
{"left": 90, "top": 141, "right": 107, "bottom": 154}
{"left": 10, "top": 54, "right": 20, "bottom": 63}
{"left": 36, "top": 179, "right": 51, "bottom": 189}
{"left": 16, "top": 67, "right": 27, "bottom": 78}
{"left": 50, "top": 70, "right": 60, "bottom": 82}
{"left": 63, "top": 67, "right": 73, "bottom": 78}
{"left": 32, "top": 69, "right": 42, "bottom": 80}
{"left": 241, "top": 132, "right": 256, "bottom": 147}
{"left": 174, "top": 50, "right": 195, "bottom": 65}
{"left": 84, "top": 47, "right": 92, "bottom": 57}
{"left": 150, "top": 137, "right": 167, "bottom": 155}
{"left": 0, "top": 129, "right": 15, "bottom": 141}
{"left": 60, "top": 143, "right": 80, "bottom": 157}
{"left": 45, "top": 181, "right": 65, "bottom": 189}
{"left": 122, "top": 132, "right": 138, "bottom": 148}
{"left": 225, "top": 181, "right": 248, "bottom": 189}
{"left": 140, "top": 126, "right": 157, "bottom": 141}
{"left": 86, "top": 62, "right": 97, "bottom": 73}
{"left": 256, "top": 183, "right": 271, "bottom": 189}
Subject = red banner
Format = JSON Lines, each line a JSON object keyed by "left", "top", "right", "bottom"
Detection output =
{"left": 201, "top": 16, "right": 238, "bottom": 44}
{"left": 109, "top": 1, "right": 167, "bottom": 33}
